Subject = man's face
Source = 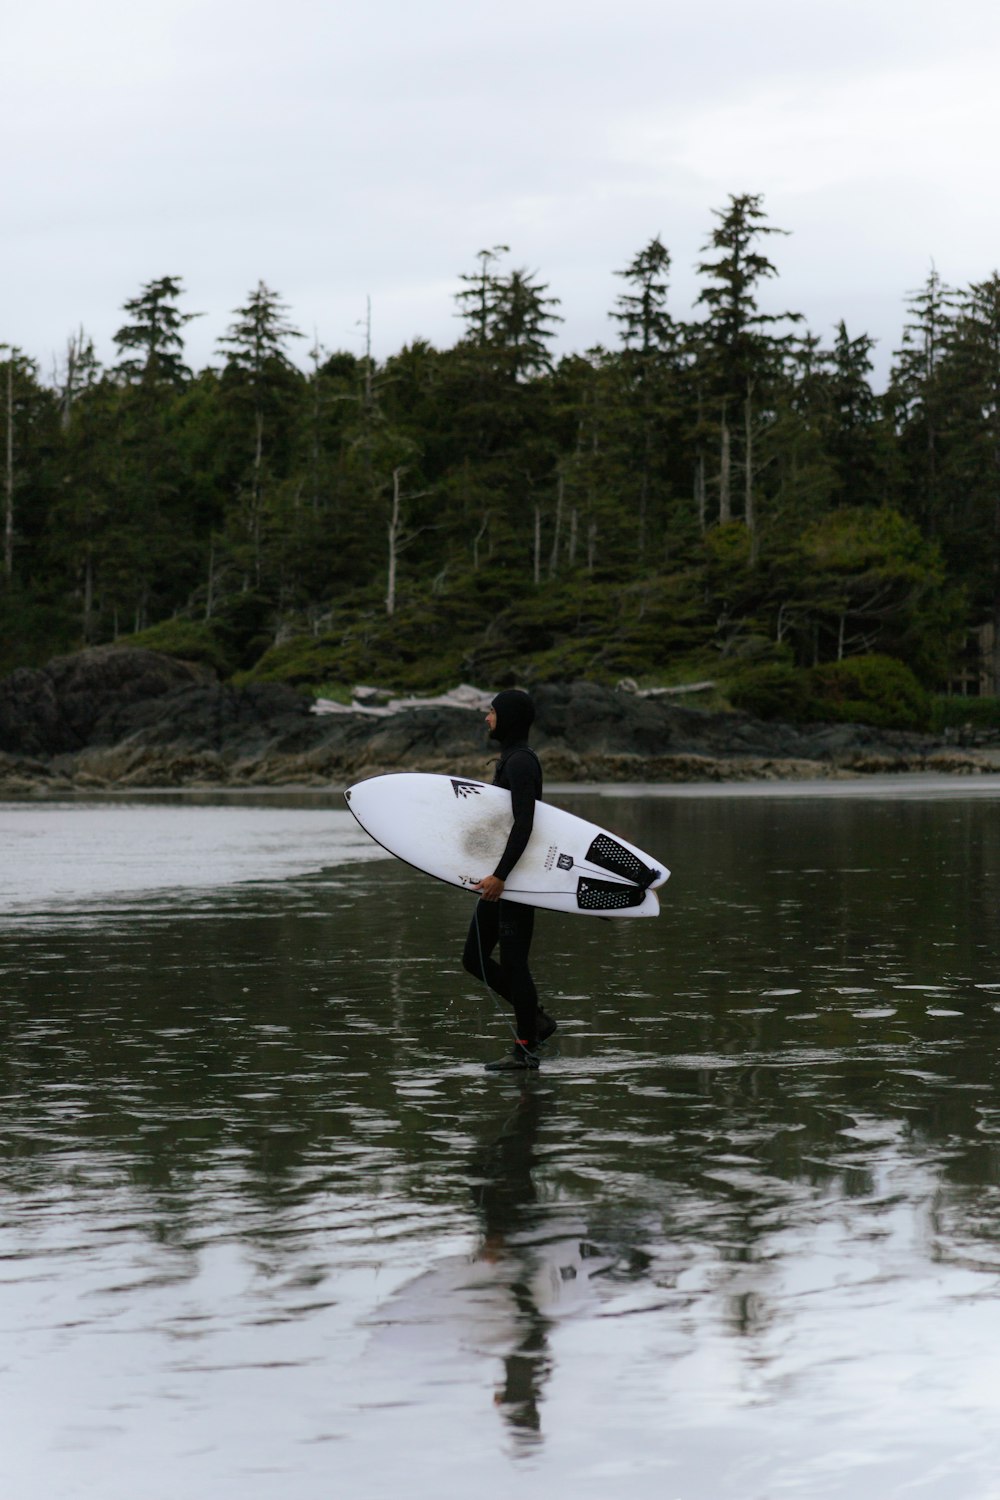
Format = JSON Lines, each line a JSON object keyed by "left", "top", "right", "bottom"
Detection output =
{"left": 485, "top": 706, "right": 497, "bottom": 734}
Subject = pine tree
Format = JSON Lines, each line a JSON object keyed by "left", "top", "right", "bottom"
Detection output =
{"left": 489, "top": 267, "right": 563, "bottom": 381}
{"left": 218, "top": 281, "right": 303, "bottom": 383}
{"left": 113, "top": 276, "right": 199, "bottom": 386}
{"left": 610, "top": 236, "right": 683, "bottom": 559}
{"left": 695, "top": 194, "right": 799, "bottom": 388}
{"left": 217, "top": 282, "right": 305, "bottom": 586}
{"left": 56, "top": 328, "right": 101, "bottom": 430}
{"left": 824, "top": 322, "right": 884, "bottom": 507}
{"left": 51, "top": 372, "right": 122, "bottom": 642}
{"left": 936, "top": 273, "right": 1000, "bottom": 682}
{"left": 886, "top": 265, "right": 956, "bottom": 534}
{"left": 762, "top": 331, "right": 837, "bottom": 540}
{"left": 694, "top": 193, "right": 802, "bottom": 542}
{"left": 108, "top": 279, "right": 203, "bottom": 629}
{"left": 611, "top": 235, "right": 675, "bottom": 358}
{"left": 0, "top": 346, "right": 65, "bottom": 668}
{"left": 454, "top": 245, "right": 509, "bottom": 347}
{"left": 1, "top": 347, "right": 42, "bottom": 580}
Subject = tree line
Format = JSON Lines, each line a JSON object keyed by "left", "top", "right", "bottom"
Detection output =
{"left": 2, "top": 192, "right": 998, "bottom": 698}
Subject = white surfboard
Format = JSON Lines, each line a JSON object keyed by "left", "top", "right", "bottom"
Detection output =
{"left": 344, "top": 772, "right": 668, "bottom": 918}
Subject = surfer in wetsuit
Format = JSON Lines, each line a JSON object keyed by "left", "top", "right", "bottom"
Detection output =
{"left": 462, "top": 688, "right": 557, "bottom": 1072}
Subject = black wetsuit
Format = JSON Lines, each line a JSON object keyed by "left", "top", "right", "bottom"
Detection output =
{"left": 462, "top": 693, "right": 545, "bottom": 1049}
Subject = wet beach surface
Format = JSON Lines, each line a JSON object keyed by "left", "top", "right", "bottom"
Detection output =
{"left": 2, "top": 780, "right": 1000, "bottom": 1498}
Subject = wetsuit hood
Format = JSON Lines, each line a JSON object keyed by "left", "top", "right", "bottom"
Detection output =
{"left": 490, "top": 689, "right": 535, "bottom": 745}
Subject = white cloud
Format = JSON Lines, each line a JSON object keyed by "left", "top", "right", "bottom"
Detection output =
{"left": 4, "top": 0, "right": 1000, "bottom": 384}
{"left": 637, "top": 62, "right": 1000, "bottom": 198}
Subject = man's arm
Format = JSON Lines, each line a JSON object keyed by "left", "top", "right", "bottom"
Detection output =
{"left": 474, "top": 752, "right": 537, "bottom": 901}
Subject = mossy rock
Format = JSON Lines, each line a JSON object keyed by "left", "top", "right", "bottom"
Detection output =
{"left": 123, "top": 619, "right": 233, "bottom": 676}
{"left": 240, "top": 636, "right": 349, "bottom": 687}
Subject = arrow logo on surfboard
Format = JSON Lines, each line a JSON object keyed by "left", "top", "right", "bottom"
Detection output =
{"left": 451, "top": 780, "right": 484, "bottom": 799}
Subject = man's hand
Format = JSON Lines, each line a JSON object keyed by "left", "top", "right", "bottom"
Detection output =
{"left": 474, "top": 875, "right": 505, "bottom": 902}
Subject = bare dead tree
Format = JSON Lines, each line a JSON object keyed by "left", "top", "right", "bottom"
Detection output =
{"left": 472, "top": 512, "right": 490, "bottom": 571}
{"left": 718, "top": 402, "right": 731, "bottom": 524}
{"left": 744, "top": 379, "right": 756, "bottom": 546}
{"left": 3, "top": 356, "right": 12, "bottom": 580}
{"left": 548, "top": 473, "right": 564, "bottom": 577}
{"left": 386, "top": 466, "right": 430, "bottom": 617}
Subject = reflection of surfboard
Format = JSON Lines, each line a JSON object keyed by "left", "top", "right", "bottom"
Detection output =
{"left": 344, "top": 772, "right": 668, "bottom": 918}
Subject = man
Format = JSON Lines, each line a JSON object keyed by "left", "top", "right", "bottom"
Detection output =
{"left": 462, "top": 688, "right": 557, "bottom": 1072}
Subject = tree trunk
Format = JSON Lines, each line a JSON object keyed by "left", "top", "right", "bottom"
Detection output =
{"left": 548, "top": 475, "right": 564, "bottom": 577}
{"left": 60, "top": 335, "right": 77, "bottom": 432}
{"left": 472, "top": 513, "right": 488, "bottom": 571}
{"left": 252, "top": 407, "right": 264, "bottom": 583}
{"left": 993, "top": 436, "right": 1000, "bottom": 692}
{"left": 4, "top": 360, "right": 13, "bottom": 580}
{"left": 386, "top": 466, "right": 403, "bottom": 617}
{"left": 205, "top": 539, "right": 216, "bottom": 621}
{"left": 363, "top": 296, "right": 375, "bottom": 414}
{"left": 82, "top": 548, "right": 94, "bottom": 642}
{"left": 533, "top": 504, "right": 542, "bottom": 585}
{"left": 719, "top": 407, "right": 731, "bottom": 524}
{"left": 638, "top": 462, "right": 648, "bottom": 559}
{"left": 695, "top": 454, "right": 706, "bottom": 534}
{"left": 744, "top": 380, "right": 755, "bottom": 536}
{"left": 745, "top": 380, "right": 759, "bottom": 564}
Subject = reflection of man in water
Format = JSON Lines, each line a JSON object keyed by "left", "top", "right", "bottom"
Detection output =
{"left": 360, "top": 1084, "right": 626, "bottom": 1452}
{"left": 470, "top": 1084, "right": 552, "bottom": 1440}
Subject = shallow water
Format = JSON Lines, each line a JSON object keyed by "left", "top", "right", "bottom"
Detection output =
{"left": 3, "top": 779, "right": 1000, "bottom": 1499}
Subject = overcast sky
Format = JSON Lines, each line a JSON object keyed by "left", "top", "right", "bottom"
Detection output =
{"left": 4, "top": 0, "right": 1000, "bottom": 387}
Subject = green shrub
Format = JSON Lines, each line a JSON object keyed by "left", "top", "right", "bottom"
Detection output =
{"left": 805, "top": 654, "right": 930, "bottom": 731}
{"left": 242, "top": 627, "right": 467, "bottom": 693}
{"left": 726, "top": 663, "right": 810, "bottom": 721}
{"left": 239, "top": 636, "right": 347, "bottom": 686}
{"left": 929, "top": 694, "right": 1000, "bottom": 733}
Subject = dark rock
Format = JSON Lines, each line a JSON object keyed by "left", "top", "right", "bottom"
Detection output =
{"left": 0, "top": 749, "right": 71, "bottom": 794}
{"left": 0, "top": 669, "right": 63, "bottom": 757}
{"left": 89, "top": 679, "right": 310, "bottom": 753}
{"left": 1, "top": 649, "right": 996, "bottom": 787}
{"left": 0, "top": 646, "right": 211, "bottom": 757}
{"left": 532, "top": 682, "right": 944, "bottom": 764}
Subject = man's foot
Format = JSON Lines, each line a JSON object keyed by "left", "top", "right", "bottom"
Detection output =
{"left": 536, "top": 1010, "right": 558, "bottom": 1045}
{"left": 484, "top": 1041, "right": 540, "bottom": 1072}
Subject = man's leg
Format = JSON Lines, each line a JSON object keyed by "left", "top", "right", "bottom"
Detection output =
{"left": 462, "top": 899, "right": 504, "bottom": 992}
{"left": 465, "top": 900, "right": 555, "bottom": 1065}
{"left": 498, "top": 902, "right": 541, "bottom": 1047}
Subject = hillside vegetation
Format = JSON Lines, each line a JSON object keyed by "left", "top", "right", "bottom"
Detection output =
{"left": 3, "top": 195, "right": 999, "bottom": 733}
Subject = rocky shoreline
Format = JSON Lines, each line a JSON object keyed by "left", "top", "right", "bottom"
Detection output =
{"left": 1, "top": 646, "right": 998, "bottom": 795}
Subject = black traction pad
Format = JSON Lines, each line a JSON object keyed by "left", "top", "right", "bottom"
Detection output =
{"left": 577, "top": 877, "right": 649, "bottom": 912}
{"left": 585, "top": 833, "right": 657, "bottom": 889}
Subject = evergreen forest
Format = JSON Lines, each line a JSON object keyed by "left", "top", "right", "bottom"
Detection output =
{"left": 3, "top": 193, "right": 1000, "bottom": 729}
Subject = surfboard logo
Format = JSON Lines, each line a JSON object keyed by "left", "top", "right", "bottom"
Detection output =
{"left": 450, "top": 779, "right": 483, "bottom": 799}
{"left": 557, "top": 853, "right": 574, "bottom": 871}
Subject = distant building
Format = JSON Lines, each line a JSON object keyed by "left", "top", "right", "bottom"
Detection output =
{"left": 948, "top": 622, "right": 996, "bottom": 697}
